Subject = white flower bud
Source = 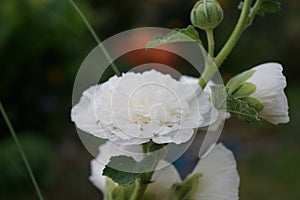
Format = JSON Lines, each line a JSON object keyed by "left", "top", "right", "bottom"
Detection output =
{"left": 228, "top": 63, "right": 289, "bottom": 124}
{"left": 190, "top": 0, "right": 224, "bottom": 30}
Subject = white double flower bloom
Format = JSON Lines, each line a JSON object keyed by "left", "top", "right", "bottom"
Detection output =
{"left": 71, "top": 70, "right": 218, "bottom": 145}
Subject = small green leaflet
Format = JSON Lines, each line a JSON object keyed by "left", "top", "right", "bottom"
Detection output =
{"left": 257, "top": 1, "right": 281, "bottom": 16}
{"left": 146, "top": 25, "right": 202, "bottom": 49}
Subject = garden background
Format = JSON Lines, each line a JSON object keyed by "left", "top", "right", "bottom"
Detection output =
{"left": 0, "top": 0, "right": 299, "bottom": 199}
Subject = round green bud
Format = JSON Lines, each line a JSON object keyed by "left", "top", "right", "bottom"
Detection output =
{"left": 190, "top": 0, "right": 224, "bottom": 30}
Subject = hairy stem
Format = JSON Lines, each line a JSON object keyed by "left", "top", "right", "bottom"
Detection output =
{"left": 206, "top": 29, "right": 215, "bottom": 57}
{"left": 214, "top": 0, "right": 253, "bottom": 67}
{"left": 198, "top": 0, "right": 257, "bottom": 88}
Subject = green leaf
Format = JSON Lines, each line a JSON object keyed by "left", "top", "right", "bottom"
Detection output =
{"left": 102, "top": 156, "right": 141, "bottom": 186}
{"left": 211, "top": 84, "right": 261, "bottom": 124}
{"left": 171, "top": 173, "right": 202, "bottom": 200}
{"left": 103, "top": 149, "right": 165, "bottom": 186}
{"left": 211, "top": 84, "right": 227, "bottom": 110}
{"left": 257, "top": 1, "right": 281, "bottom": 16}
{"left": 146, "top": 25, "right": 202, "bottom": 49}
{"left": 232, "top": 82, "right": 256, "bottom": 98}
{"left": 226, "top": 69, "right": 255, "bottom": 94}
{"left": 227, "top": 94, "right": 261, "bottom": 124}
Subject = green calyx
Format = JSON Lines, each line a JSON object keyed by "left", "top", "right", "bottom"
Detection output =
{"left": 226, "top": 69, "right": 264, "bottom": 113}
{"left": 190, "top": 0, "right": 223, "bottom": 30}
{"left": 226, "top": 69, "right": 255, "bottom": 94}
{"left": 232, "top": 82, "right": 256, "bottom": 98}
{"left": 104, "top": 178, "right": 117, "bottom": 200}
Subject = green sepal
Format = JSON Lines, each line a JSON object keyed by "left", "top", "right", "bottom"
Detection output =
{"left": 226, "top": 69, "right": 255, "bottom": 94}
{"left": 232, "top": 82, "right": 256, "bottom": 98}
{"left": 111, "top": 182, "right": 137, "bottom": 200}
{"left": 146, "top": 25, "right": 202, "bottom": 49}
{"left": 170, "top": 173, "right": 202, "bottom": 200}
{"left": 103, "top": 178, "right": 117, "bottom": 200}
{"left": 242, "top": 96, "right": 264, "bottom": 112}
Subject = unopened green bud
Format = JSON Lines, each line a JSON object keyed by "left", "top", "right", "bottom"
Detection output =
{"left": 190, "top": 0, "right": 224, "bottom": 30}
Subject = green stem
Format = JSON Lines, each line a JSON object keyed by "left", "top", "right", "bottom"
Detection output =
{"left": 214, "top": 0, "right": 253, "bottom": 67}
{"left": 206, "top": 29, "right": 215, "bottom": 57}
{"left": 247, "top": 0, "right": 263, "bottom": 27}
{"left": 198, "top": 0, "right": 258, "bottom": 88}
{"left": 131, "top": 143, "right": 156, "bottom": 200}
{"left": 142, "top": 143, "right": 148, "bottom": 155}
{"left": 132, "top": 171, "right": 154, "bottom": 200}
{"left": 67, "top": 0, "right": 121, "bottom": 76}
{"left": 198, "top": 56, "right": 218, "bottom": 89}
{"left": 0, "top": 102, "right": 44, "bottom": 200}
{"left": 134, "top": 144, "right": 152, "bottom": 199}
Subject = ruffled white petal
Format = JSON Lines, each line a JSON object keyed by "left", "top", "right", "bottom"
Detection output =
{"left": 191, "top": 143, "right": 240, "bottom": 200}
{"left": 71, "top": 85, "right": 108, "bottom": 138}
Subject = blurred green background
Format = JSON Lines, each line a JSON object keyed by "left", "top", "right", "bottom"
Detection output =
{"left": 0, "top": 0, "right": 299, "bottom": 199}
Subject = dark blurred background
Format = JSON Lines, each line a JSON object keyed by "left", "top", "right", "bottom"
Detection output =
{"left": 0, "top": 0, "right": 299, "bottom": 199}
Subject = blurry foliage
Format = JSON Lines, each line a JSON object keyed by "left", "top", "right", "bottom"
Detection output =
{"left": 0, "top": 133, "right": 54, "bottom": 198}
{"left": 239, "top": 142, "right": 300, "bottom": 200}
{"left": 0, "top": 0, "right": 299, "bottom": 199}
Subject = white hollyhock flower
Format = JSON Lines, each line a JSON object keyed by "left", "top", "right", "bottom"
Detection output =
{"left": 242, "top": 63, "right": 289, "bottom": 124}
{"left": 190, "top": 143, "right": 240, "bottom": 200}
{"left": 90, "top": 142, "right": 239, "bottom": 200}
{"left": 71, "top": 70, "right": 217, "bottom": 145}
{"left": 89, "top": 142, "right": 181, "bottom": 199}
